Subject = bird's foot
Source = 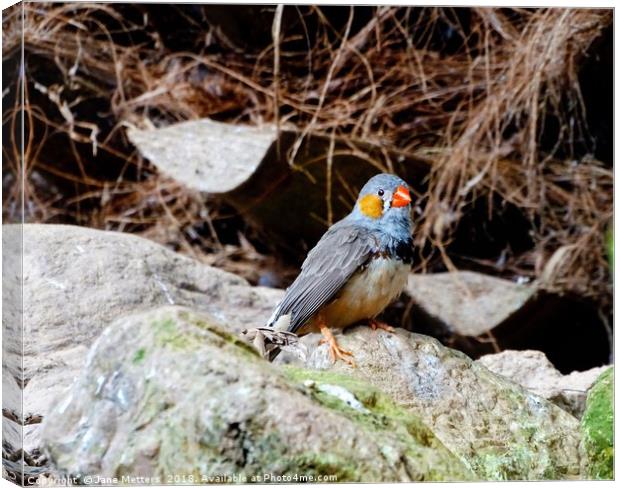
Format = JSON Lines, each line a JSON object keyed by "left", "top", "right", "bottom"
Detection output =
{"left": 368, "top": 319, "right": 394, "bottom": 333}
{"left": 318, "top": 325, "right": 356, "bottom": 367}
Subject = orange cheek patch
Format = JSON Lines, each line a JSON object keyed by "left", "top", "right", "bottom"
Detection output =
{"left": 359, "top": 194, "right": 383, "bottom": 219}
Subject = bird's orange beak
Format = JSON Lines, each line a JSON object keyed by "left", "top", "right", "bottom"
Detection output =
{"left": 391, "top": 185, "right": 411, "bottom": 208}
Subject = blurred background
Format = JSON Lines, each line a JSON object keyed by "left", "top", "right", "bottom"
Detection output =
{"left": 2, "top": 4, "right": 613, "bottom": 372}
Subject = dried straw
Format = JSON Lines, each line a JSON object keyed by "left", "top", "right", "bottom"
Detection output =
{"left": 2, "top": 4, "right": 612, "bottom": 302}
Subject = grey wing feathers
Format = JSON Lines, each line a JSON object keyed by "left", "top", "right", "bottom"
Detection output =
{"left": 269, "top": 223, "right": 377, "bottom": 333}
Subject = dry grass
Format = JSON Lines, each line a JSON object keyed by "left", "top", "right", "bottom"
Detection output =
{"left": 2, "top": 4, "right": 613, "bottom": 301}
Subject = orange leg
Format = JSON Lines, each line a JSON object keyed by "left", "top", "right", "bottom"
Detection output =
{"left": 368, "top": 319, "right": 395, "bottom": 333}
{"left": 318, "top": 322, "right": 356, "bottom": 367}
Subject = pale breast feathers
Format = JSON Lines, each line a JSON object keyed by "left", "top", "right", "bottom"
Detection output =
{"left": 321, "top": 257, "right": 410, "bottom": 328}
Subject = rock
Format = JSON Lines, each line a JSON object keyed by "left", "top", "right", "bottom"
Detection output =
{"left": 2, "top": 411, "right": 21, "bottom": 460}
{"left": 302, "top": 326, "right": 583, "bottom": 480}
{"left": 580, "top": 367, "right": 613, "bottom": 480}
{"left": 4, "top": 224, "right": 284, "bottom": 472}
{"left": 3, "top": 223, "right": 23, "bottom": 387}
{"left": 406, "top": 271, "right": 534, "bottom": 337}
{"left": 17, "top": 222, "right": 282, "bottom": 379}
{"left": 3, "top": 225, "right": 25, "bottom": 479}
{"left": 2, "top": 373, "right": 27, "bottom": 470}
{"left": 42, "top": 306, "right": 473, "bottom": 482}
{"left": 476, "top": 350, "right": 611, "bottom": 418}
{"left": 127, "top": 120, "right": 277, "bottom": 194}
{"left": 2, "top": 369, "right": 22, "bottom": 427}
{"left": 404, "top": 271, "right": 611, "bottom": 373}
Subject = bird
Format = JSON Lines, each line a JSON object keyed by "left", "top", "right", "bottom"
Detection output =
{"left": 266, "top": 173, "right": 414, "bottom": 365}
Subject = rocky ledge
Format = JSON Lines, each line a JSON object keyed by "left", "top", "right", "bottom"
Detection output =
{"left": 41, "top": 306, "right": 472, "bottom": 483}
{"left": 2, "top": 224, "right": 613, "bottom": 482}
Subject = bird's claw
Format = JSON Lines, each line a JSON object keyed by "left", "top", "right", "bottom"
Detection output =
{"left": 369, "top": 319, "right": 395, "bottom": 333}
{"left": 328, "top": 343, "right": 356, "bottom": 367}
{"left": 318, "top": 331, "right": 356, "bottom": 367}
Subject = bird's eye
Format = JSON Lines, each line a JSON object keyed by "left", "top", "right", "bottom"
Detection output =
{"left": 377, "top": 189, "right": 384, "bottom": 197}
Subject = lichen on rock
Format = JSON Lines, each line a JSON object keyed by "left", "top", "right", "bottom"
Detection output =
{"left": 8, "top": 223, "right": 284, "bottom": 468}
{"left": 298, "top": 326, "right": 584, "bottom": 480}
{"left": 41, "top": 306, "right": 473, "bottom": 483}
{"left": 477, "top": 349, "right": 611, "bottom": 418}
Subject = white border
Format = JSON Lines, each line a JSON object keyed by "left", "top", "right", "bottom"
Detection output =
{"left": 0, "top": 2, "right": 616, "bottom": 488}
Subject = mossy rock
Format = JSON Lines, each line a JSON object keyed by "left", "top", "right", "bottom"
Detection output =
{"left": 282, "top": 368, "right": 470, "bottom": 480}
{"left": 580, "top": 367, "right": 614, "bottom": 479}
{"left": 302, "top": 326, "right": 584, "bottom": 480}
{"left": 42, "top": 306, "right": 473, "bottom": 483}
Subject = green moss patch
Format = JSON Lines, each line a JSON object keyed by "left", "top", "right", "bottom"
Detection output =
{"left": 132, "top": 347, "right": 147, "bottom": 364}
{"left": 152, "top": 317, "right": 195, "bottom": 350}
{"left": 581, "top": 367, "right": 613, "bottom": 480}
{"left": 282, "top": 366, "right": 474, "bottom": 481}
{"left": 178, "top": 310, "right": 259, "bottom": 357}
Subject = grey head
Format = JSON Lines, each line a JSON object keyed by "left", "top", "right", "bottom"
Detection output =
{"left": 346, "top": 173, "right": 413, "bottom": 240}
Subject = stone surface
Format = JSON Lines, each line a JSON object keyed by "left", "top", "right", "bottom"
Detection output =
{"left": 403, "top": 271, "right": 611, "bottom": 374}
{"left": 2, "top": 224, "right": 23, "bottom": 392}
{"left": 4, "top": 222, "right": 608, "bottom": 482}
{"left": 580, "top": 367, "right": 614, "bottom": 480}
{"left": 4, "top": 224, "right": 283, "bottom": 467}
{"left": 127, "top": 120, "right": 277, "bottom": 194}
{"left": 2, "top": 412, "right": 21, "bottom": 460}
{"left": 42, "top": 306, "right": 473, "bottom": 482}
{"left": 406, "top": 271, "right": 534, "bottom": 336}
{"left": 476, "top": 350, "right": 611, "bottom": 418}
{"left": 3, "top": 225, "right": 25, "bottom": 479}
{"left": 302, "top": 326, "right": 583, "bottom": 480}
{"left": 18, "top": 223, "right": 282, "bottom": 380}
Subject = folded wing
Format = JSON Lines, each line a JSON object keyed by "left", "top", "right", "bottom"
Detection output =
{"left": 268, "top": 222, "right": 377, "bottom": 334}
